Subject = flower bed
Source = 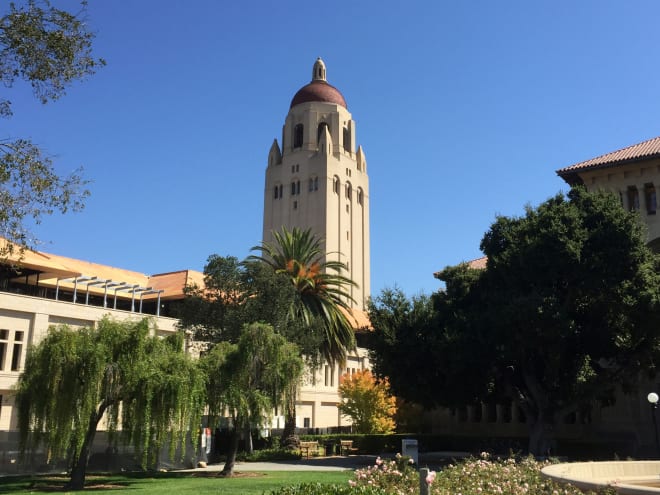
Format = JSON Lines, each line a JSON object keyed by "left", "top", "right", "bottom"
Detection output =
{"left": 268, "top": 452, "right": 616, "bottom": 495}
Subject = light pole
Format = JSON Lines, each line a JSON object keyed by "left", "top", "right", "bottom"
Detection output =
{"left": 647, "top": 392, "right": 660, "bottom": 458}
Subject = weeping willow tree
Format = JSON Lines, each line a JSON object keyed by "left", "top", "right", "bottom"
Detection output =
{"left": 15, "top": 317, "right": 206, "bottom": 490}
{"left": 201, "top": 322, "right": 303, "bottom": 476}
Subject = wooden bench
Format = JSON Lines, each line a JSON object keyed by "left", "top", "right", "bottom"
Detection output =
{"left": 340, "top": 439, "right": 356, "bottom": 456}
{"left": 299, "top": 441, "right": 320, "bottom": 459}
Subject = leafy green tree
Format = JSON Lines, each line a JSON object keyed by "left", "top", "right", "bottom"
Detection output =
{"left": 338, "top": 369, "right": 396, "bottom": 434}
{"left": 178, "top": 254, "right": 324, "bottom": 354}
{"left": 201, "top": 322, "right": 303, "bottom": 476}
{"left": 366, "top": 288, "right": 442, "bottom": 408}
{"left": 15, "top": 318, "right": 205, "bottom": 490}
{"left": 248, "top": 226, "right": 358, "bottom": 443}
{"left": 0, "top": 0, "right": 104, "bottom": 255}
{"left": 433, "top": 188, "right": 660, "bottom": 454}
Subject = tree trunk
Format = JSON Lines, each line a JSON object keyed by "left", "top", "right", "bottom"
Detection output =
{"left": 66, "top": 405, "right": 105, "bottom": 490}
{"left": 244, "top": 425, "right": 253, "bottom": 454}
{"left": 221, "top": 425, "right": 240, "bottom": 477}
{"left": 281, "top": 400, "right": 299, "bottom": 450}
{"left": 527, "top": 417, "right": 551, "bottom": 457}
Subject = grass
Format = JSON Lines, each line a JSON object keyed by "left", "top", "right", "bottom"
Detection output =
{"left": 0, "top": 470, "right": 353, "bottom": 494}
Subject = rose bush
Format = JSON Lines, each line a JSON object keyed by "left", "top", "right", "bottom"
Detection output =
{"left": 268, "top": 452, "right": 616, "bottom": 495}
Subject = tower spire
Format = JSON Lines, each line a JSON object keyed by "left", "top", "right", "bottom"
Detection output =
{"left": 312, "top": 57, "right": 326, "bottom": 81}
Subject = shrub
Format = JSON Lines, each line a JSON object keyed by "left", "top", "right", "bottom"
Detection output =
{"left": 267, "top": 483, "right": 388, "bottom": 495}
{"left": 351, "top": 454, "right": 419, "bottom": 494}
{"left": 272, "top": 452, "right": 618, "bottom": 495}
{"left": 432, "top": 453, "right": 615, "bottom": 495}
{"left": 238, "top": 448, "right": 300, "bottom": 462}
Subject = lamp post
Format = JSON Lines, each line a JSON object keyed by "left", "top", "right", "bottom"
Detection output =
{"left": 647, "top": 392, "right": 660, "bottom": 457}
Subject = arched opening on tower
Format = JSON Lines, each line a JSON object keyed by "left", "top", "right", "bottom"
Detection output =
{"left": 333, "top": 176, "right": 340, "bottom": 195}
{"left": 294, "top": 124, "right": 304, "bottom": 149}
{"left": 343, "top": 126, "right": 351, "bottom": 152}
{"left": 317, "top": 122, "right": 329, "bottom": 144}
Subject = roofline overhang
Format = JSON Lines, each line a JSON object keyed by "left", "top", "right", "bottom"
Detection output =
{"left": 556, "top": 153, "right": 660, "bottom": 185}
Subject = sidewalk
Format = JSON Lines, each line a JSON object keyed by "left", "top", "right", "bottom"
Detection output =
{"left": 182, "top": 455, "right": 377, "bottom": 472}
{"left": 181, "top": 452, "right": 470, "bottom": 473}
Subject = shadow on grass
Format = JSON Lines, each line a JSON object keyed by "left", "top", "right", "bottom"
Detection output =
{"left": 0, "top": 471, "right": 268, "bottom": 493}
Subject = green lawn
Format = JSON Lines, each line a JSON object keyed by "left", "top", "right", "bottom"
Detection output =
{"left": 0, "top": 470, "right": 353, "bottom": 495}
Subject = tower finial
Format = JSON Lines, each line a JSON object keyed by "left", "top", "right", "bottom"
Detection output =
{"left": 312, "top": 58, "right": 326, "bottom": 82}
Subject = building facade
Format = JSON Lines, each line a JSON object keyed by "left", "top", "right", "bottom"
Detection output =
{"left": 557, "top": 135, "right": 660, "bottom": 251}
{"left": 0, "top": 246, "right": 196, "bottom": 465}
{"left": 263, "top": 58, "right": 371, "bottom": 310}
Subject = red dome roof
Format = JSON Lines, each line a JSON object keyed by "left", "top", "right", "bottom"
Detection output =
{"left": 290, "top": 80, "right": 347, "bottom": 109}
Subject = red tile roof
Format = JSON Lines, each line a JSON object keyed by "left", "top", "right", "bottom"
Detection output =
{"left": 466, "top": 256, "right": 488, "bottom": 269}
{"left": 433, "top": 256, "right": 487, "bottom": 279}
{"left": 557, "top": 135, "right": 660, "bottom": 184}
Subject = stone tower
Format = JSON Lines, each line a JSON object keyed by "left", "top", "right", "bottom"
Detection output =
{"left": 263, "top": 58, "right": 370, "bottom": 309}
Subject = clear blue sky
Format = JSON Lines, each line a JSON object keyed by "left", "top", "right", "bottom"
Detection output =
{"left": 7, "top": 1, "right": 660, "bottom": 297}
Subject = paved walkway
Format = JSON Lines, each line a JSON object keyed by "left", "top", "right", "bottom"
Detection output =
{"left": 181, "top": 455, "right": 377, "bottom": 472}
{"left": 180, "top": 452, "right": 470, "bottom": 473}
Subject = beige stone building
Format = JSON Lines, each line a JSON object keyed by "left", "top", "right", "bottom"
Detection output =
{"left": 557, "top": 135, "right": 660, "bottom": 251}
{"left": 0, "top": 245, "right": 198, "bottom": 462}
{"left": 0, "top": 240, "right": 369, "bottom": 465}
{"left": 263, "top": 58, "right": 371, "bottom": 310}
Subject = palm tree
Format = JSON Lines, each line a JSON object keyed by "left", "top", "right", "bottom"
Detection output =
{"left": 248, "top": 226, "right": 358, "bottom": 365}
{"left": 247, "top": 226, "right": 358, "bottom": 444}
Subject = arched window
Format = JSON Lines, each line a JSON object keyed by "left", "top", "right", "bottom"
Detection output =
{"left": 274, "top": 185, "right": 279, "bottom": 199}
{"left": 345, "top": 182, "right": 352, "bottom": 201}
{"left": 293, "top": 124, "right": 304, "bottom": 148}
{"left": 357, "top": 187, "right": 363, "bottom": 205}
{"left": 343, "top": 127, "right": 351, "bottom": 152}
{"left": 333, "top": 176, "right": 340, "bottom": 195}
{"left": 317, "top": 122, "right": 329, "bottom": 143}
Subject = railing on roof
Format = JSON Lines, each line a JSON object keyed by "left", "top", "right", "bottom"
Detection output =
{"left": 35, "top": 275, "right": 166, "bottom": 317}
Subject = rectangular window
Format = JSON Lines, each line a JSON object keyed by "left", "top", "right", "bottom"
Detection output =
{"left": 11, "top": 330, "right": 23, "bottom": 371}
{"left": 628, "top": 186, "right": 640, "bottom": 211}
{"left": 11, "top": 343, "right": 21, "bottom": 371}
{"left": 0, "top": 330, "right": 8, "bottom": 371}
{"left": 330, "top": 365, "right": 335, "bottom": 387}
{"left": 324, "top": 365, "right": 329, "bottom": 386}
{"left": 303, "top": 417, "right": 310, "bottom": 428}
{"left": 645, "top": 183, "right": 657, "bottom": 215}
